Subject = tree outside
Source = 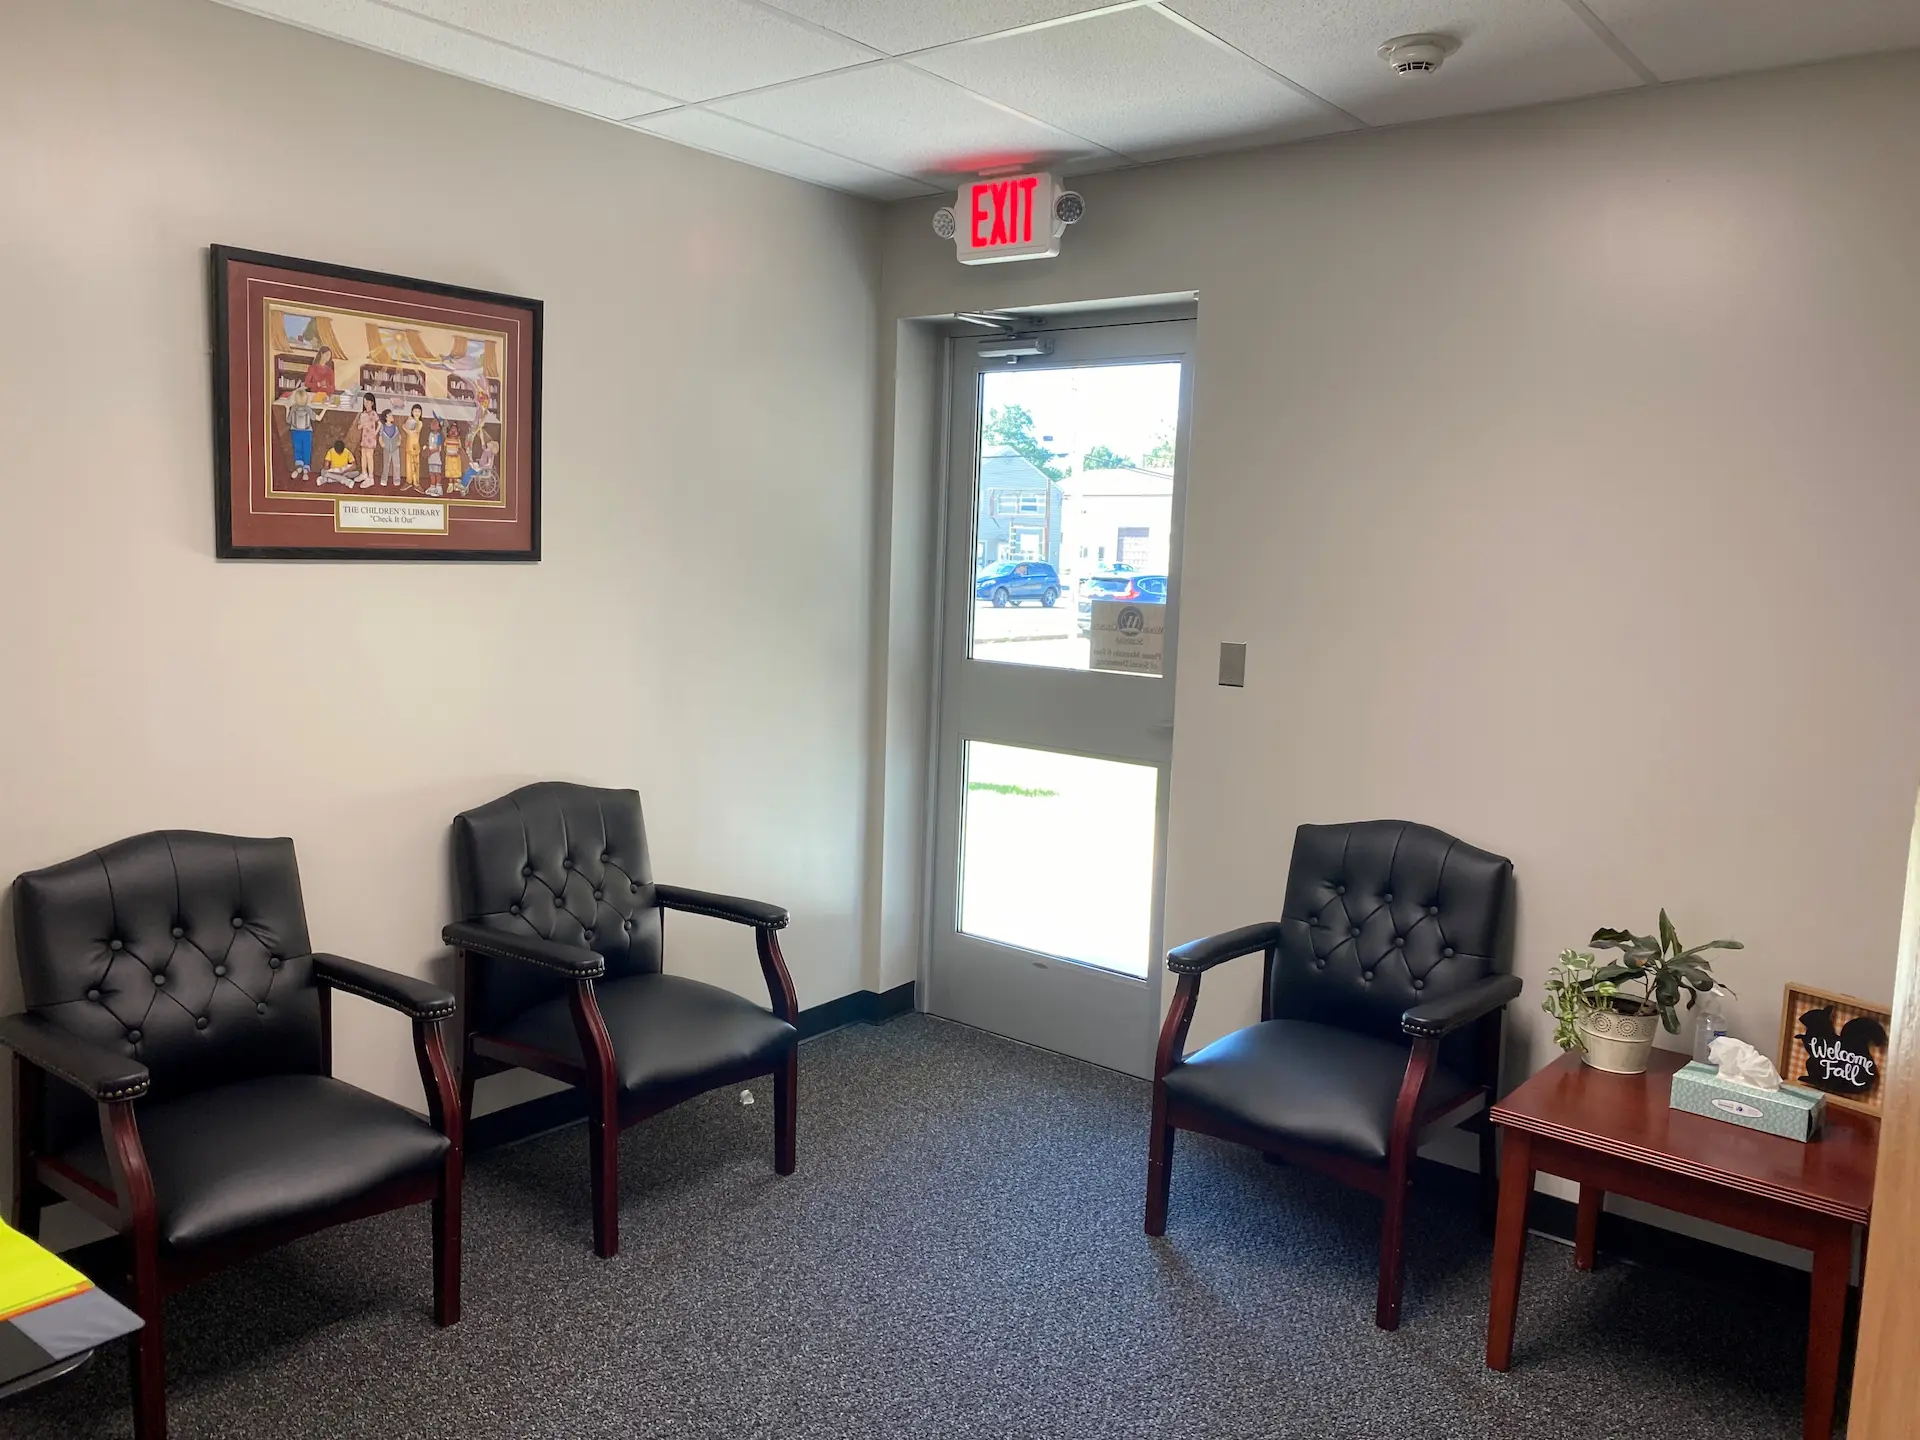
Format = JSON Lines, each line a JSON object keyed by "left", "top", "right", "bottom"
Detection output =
{"left": 1081, "top": 444, "right": 1132, "bottom": 471}
{"left": 984, "top": 403, "right": 1067, "bottom": 481}
{"left": 1141, "top": 425, "right": 1175, "bottom": 473}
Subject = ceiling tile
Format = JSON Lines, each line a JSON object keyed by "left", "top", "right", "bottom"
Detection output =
{"left": 631, "top": 109, "right": 940, "bottom": 198}
{"left": 911, "top": 7, "right": 1352, "bottom": 162}
{"left": 379, "top": 0, "right": 881, "bottom": 102}
{"left": 710, "top": 62, "right": 1118, "bottom": 183}
{"left": 1167, "top": 0, "right": 1647, "bottom": 128}
{"left": 757, "top": 0, "right": 1131, "bottom": 56}
{"left": 214, "top": 0, "right": 676, "bottom": 118}
{"left": 1581, "top": 0, "right": 1920, "bottom": 82}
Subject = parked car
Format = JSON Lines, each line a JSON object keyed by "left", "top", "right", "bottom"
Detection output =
{"left": 976, "top": 560, "right": 1062, "bottom": 608}
{"left": 1077, "top": 573, "right": 1167, "bottom": 634}
{"left": 1074, "top": 563, "right": 1136, "bottom": 600}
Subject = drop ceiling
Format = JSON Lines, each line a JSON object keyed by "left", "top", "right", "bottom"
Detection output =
{"left": 210, "top": 1, "right": 1920, "bottom": 199}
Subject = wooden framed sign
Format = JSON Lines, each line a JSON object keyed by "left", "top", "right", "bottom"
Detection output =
{"left": 1777, "top": 983, "right": 1893, "bottom": 1116}
{"left": 211, "top": 244, "right": 542, "bottom": 561}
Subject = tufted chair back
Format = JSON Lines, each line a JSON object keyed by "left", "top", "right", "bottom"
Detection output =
{"left": 451, "top": 782, "right": 660, "bottom": 1035}
{"left": 13, "top": 830, "right": 325, "bottom": 1148}
{"left": 1272, "top": 820, "right": 1511, "bottom": 1075}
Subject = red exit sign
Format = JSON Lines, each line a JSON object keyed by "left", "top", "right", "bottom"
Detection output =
{"left": 947, "top": 172, "right": 1065, "bottom": 265}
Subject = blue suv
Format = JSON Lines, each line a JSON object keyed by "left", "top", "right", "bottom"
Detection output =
{"left": 975, "top": 561, "right": 1062, "bottom": 608}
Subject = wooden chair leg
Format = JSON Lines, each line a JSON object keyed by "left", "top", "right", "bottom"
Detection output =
{"left": 129, "top": 1253, "right": 167, "bottom": 1440}
{"left": 774, "top": 1051, "right": 797, "bottom": 1177}
{"left": 12, "top": 1173, "right": 41, "bottom": 1240}
{"left": 1375, "top": 1176, "right": 1412, "bottom": 1331}
{"left": 568, "top": 981, "right": 621, "bottom": 1260}
{"left": 11, "top": 1054, "right": 43, "bottom": 1238}
{"left": 1478, "top": 1119, "right": 1500, "bottom": 1236}
{"left": 1378, "top": 1037, "right": 1435, "bottom": 1329}
{"left": 1145, "top": 1090, "right": 1174, "bottom": 1237}
{"left": 587, "top": 1095, "right": 619, "bottom": 1260}
{"left": 1147, "top": 974, "right": 1199, "bottom": 1238}
{"left": 458, "top": 1037, "right": 479, "bottom": 1130}
{"left": 433, "top": 1152, "right": 462, "bottom": 1327}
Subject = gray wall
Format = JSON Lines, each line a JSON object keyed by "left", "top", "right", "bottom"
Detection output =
{"left": 871, "top": 52, "right": 1920, "bottom": 1241}
{"left": 0, "top": 0, "right": 881, "bottom": 1218}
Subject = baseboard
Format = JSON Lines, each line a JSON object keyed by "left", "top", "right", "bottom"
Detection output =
{"left": 794, "top": 980, "right": 916, "bottom": 1040}
{"left": 464, "top": 981, "right": 917, "bottom": 1154}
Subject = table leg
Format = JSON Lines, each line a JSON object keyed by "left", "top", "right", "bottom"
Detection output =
{"left": 1485, "top": 1128, "right": 1533, "bottom": 1371}
{"left": 1802, "top": 1224, "right": 1851, "bottom": 1440}
{"left": 1574, "top": 1184, "right": 1603, "bottom": 1272}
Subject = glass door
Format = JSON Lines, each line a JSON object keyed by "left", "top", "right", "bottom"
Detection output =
{"left": 927, "top": 318, "right": 1193, "bottom": 1077}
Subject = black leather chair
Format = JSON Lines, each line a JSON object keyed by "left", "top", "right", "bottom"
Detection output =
{"left": 1, "top": 830, "right": 460, "bottom": 1440}
{"left": 1146, "top": 820, "right": 1518, "bottom": 1330}
{"left": 444, "top": 782, "right": 798, "bottom": 1258}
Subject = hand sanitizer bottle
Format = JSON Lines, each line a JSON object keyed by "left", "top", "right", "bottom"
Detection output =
{"left": 1693, "top": 988, "right": 1730, "bottom": 1063}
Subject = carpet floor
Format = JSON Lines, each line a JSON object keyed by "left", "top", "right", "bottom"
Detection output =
{"left": 8, "top": 1014, "right": 1829, "bottom": 1439}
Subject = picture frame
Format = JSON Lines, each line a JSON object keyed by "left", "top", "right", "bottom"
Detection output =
{"left": 1776, "top": 983, "right": 1894, "bottom": 1116}
{"left": 210, "top": 244, "right": 542, "bottom": 561}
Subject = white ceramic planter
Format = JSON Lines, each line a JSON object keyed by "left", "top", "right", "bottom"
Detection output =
{"left": 1576, "top": 1007, "right": 1659, "bottom": 1074}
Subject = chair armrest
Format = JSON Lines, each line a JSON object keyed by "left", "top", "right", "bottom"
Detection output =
{"left": 1166, "top": 921, "right": 1285, "bottom": 975}
{"left": 657, "top": 884, "right": 789, "bottom": 931}
{"left": 442, "top": 921, "right": 607, "bottom": 979}
{"left": 0, "top": 1013, "right": 150, "bottom": 1103}
{"left": 313, "top": 953, "right": 456, "bottom": 1023}
{"left": 1401, "top": 973, "right": 1522, "bottom": 1039}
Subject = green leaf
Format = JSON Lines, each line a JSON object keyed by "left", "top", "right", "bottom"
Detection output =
{"left": 1658, "top": 910, "right": 1679, "bottom": 958}
{"left": 1660, "top": 1006, "right": 1683, "bottom": 1034}
{"left": 1591, "top": 962, "right": 1642, "bottom": 985}
{"left": 1590, "top": 928, "right": 1633, "bottom": 949}
{"left": 1683, "top": 939, "right": 1743, "bottom": 954}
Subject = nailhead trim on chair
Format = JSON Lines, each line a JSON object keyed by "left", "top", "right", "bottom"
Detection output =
{"left": 36, "top": 1059, "right": 150, "bottom": 1103}
{"left": 660, "top": 897, "right": 788, "bottom": 930}
{"left": 450, "top": 932, "right": 606, "bottom": 977}
{"left": 319, "top": 975, "right": 456, "bottom": 1023}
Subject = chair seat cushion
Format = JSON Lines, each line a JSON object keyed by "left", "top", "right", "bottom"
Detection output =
{"left": 1162, "top": 1019, "right": 1480, "bottom": 1164}
{"left": 493, "top": 972, "right": 796, "bottom": 1099}
{"left": 60, "top": 1074, "right": 449, "bottom": 1254}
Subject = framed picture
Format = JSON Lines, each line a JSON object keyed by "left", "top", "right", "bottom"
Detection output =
{"left": 211, "top": 245, "right": 541, "bottom": 561}
{"left": 1776, "top": 983, "right": 1894, "bottom": 1116}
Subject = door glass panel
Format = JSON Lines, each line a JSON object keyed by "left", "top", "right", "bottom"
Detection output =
{"left": 969, "top": 363, "right": 1179, "bottom": 675}
{"left": 957, "top": 741, "right": 1157, "bottom": 978}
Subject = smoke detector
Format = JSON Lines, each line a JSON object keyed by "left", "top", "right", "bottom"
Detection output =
{"left": 1378, "top": 33, "right": 1458, "bottom": 76}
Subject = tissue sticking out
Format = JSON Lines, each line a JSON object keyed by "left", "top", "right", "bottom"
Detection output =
{"left": 1708, "top": 1036, "right": 1783, "bottom": 1092}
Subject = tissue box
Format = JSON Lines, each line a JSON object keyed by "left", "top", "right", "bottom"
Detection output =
{"left": 1670, "top": 1062, "right": 1826, "bottom": 1141}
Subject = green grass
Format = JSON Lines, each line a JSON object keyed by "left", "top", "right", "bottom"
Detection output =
{"left": 967, "top": 781, "right": 1058, "bottom": 799}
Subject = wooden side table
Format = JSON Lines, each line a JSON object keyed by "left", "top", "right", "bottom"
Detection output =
{"left": 1485, "top": 1049, "right": 1877, "bottom": 1440}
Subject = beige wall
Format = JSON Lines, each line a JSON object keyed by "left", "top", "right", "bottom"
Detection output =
{"left": 874, "top": 55, "right": 1920, "bottom": 1223}
{"left": 0, "top": 0, "right": 880, "bottom": 1212}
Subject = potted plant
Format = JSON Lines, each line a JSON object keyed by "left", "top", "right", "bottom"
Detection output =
{"left": 1542, "top": 911, "right": 1741, "bottom": 1075}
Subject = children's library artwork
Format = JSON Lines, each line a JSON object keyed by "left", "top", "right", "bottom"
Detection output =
{"left": 212, "top": 246, "right": 542, "bottom": 560}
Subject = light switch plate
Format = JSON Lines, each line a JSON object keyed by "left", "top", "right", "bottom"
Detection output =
{"left": 1219, "top": 642, "right": 1246, "bottom": 687}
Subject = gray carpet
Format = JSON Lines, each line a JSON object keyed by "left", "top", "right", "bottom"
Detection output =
{"left": 7, "top": 1014, "right": 1824, "bottom": 1439}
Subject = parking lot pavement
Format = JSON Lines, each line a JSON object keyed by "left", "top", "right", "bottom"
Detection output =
{"left": 972, "top": 600, "right": 1075, "bottom": 644}
{"left": 974, "top": 636, "right": 1091, "bottom": 669}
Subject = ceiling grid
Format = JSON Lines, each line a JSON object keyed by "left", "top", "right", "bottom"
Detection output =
{"left": 212, "top": 0, "right": 1920, "bottom": 197}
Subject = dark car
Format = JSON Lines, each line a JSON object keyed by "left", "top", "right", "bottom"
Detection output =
{"left": 1077, "top": 573, "right": 1166, "bottom": 634}
{"left": 975, "top": 560, "right": 1062, "bottom": 608}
